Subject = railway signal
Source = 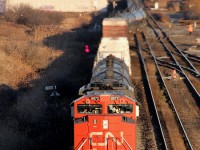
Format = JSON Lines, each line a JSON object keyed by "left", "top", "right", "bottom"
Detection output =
{"left": 85, "top": 44, "right": 90, "bottom": 53}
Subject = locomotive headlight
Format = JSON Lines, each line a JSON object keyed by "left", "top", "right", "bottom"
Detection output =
{"left": 93, "top": 119, "right": 97, "bottom": 124}
{"left": 103, "top": 120, "right": 108, "bottom": 130}
{"left": 120, "top": 99, "right": 124, "bottom": 103}
{"left": 86, "top": 99, "right": 90, "bottom": 104}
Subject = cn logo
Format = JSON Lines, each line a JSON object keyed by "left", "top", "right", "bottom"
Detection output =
{"left": 89, "top": 132, "right": 124, "bottom": 146}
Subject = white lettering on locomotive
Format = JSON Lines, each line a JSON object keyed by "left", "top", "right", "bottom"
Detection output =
{"left": 89, "top": 132, "right": 124, "bottom": 146}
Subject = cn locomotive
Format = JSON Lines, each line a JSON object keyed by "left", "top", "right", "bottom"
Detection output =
{"left": 72, "top": 18, "right": 139, "bottom": 150}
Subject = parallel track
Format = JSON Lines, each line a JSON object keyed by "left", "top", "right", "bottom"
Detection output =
{"left": 136, "top": 11, "right": 200, "bottom": 149}
{"left": 135, "top": 31, "right": 195, "bottom": 149}
{"left": 146, "top": 11, "right": 200, "bottom": 97}
{"left": 135, "top": 33, "right": 168, "bottom": 150}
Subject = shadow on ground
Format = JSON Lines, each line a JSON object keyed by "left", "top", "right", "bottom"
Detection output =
{"left": 0, "top": 13, "right": 105, "bottom": 150}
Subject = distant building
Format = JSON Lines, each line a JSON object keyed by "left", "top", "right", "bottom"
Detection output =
{"left": 0, "top": 0, "right": 6, "bottom": 13}
{"left": 5, "top": 0, "right": 108, "bottom": 12}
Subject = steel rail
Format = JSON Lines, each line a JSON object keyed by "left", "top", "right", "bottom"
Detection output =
{"left": 168, "top": 38, "right": 200, "bottom": 75}
{"left": 142, "top": 31, "right": 194, "bottom": 150}
{"left": 147, "top": 18, "right": 200, "bottom": 101}
{"left": 135, "top": 34, "right": 168, "bottom": 150}
{"left": 182, "top": 51, "right": 200, "bottom": 60}
{"left": 171, "top": 51, "right": 200, "bottom": 67}
{"left": 156, "top": 58, "right": 199, "bottom": 76}
{"left": 186, "top": 56, "right": 200, "bottom": 64}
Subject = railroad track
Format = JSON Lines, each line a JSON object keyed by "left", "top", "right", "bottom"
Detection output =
{"left": 146, "top": 11, "right": 200, "bottom": 97}
{"left": 133, "top": 11, "right": 200, "bottom": 149}
{"left": 170, "top": 51, "right": 200, "bottom": 68}
{"left": 146, "top": 12, "right": 200, "bottom": 76}
{"left": 135, "top": 32, "right": 168, "bottom": 150}
{"left": 182, "top": 51, "right": 200, "bottom": 69}
{"left": 135, "top": 31, "right": 195, "bottom": 150}
{"left": 130, "top": 41, "right": 158, "bottom": 149}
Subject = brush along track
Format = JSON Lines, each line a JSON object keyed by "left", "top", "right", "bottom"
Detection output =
{"left": 143, "top": 13, "right": 200, "bottom": 149}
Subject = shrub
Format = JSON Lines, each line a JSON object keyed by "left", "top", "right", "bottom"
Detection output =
{"left": 5, "top": 4, "right": 65, "bottom": 26}
{"left": 1, "top": 40, "right": 60, "bottom": 70}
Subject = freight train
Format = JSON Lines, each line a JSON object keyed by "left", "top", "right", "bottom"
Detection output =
{"left": 72, "top": 18, "right": 140, "bottom": 150}
{"left": 109, "top": 0, "right": 147, "bottom": 32}
{"left": 116, "top": 8, "right": 146, "bottom": 31}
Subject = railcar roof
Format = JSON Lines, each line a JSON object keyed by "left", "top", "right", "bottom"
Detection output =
{"left": 103, "top": 18, "right": 127, "bottom": 26}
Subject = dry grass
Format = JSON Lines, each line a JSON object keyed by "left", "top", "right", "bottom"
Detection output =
{"left": 0, "top": 51, "right": 32, "bottom": 86}
{"left": 0, "top": 8, "right": 100, "bottom": 149}
{"left": 0, "top": 8, "right": 93, "bottom": 89}
{"left": 60, "top": 12, "right": 92, "bottom": 31}
{"left": 0, "top": 21, "right": 63, "bottom": 88}
{"left": 5, "top": 4, "right": 65, "bottom": 26}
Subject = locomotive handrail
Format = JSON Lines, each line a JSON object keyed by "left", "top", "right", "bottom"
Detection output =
{"left": 121, "top": 136, "right": 132, "bottom": 150}
{"left": 106, "top": 137, "right": 132, "bottom": 150}
{"left": 76, "top": 138, "right": 88, "bottom": 150}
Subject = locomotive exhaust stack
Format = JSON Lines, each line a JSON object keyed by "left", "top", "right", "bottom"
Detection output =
{"left": 105, "top": 55, "right": 114, "bottom": 79}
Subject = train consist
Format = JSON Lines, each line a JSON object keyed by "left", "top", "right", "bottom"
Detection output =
{"left": 71, "top": 1, "right": 147, "bottom": 149}
{"left": 110, "top": 0, "right": 147, "bottom": 32}
{"left": 117, "top": 8, "right": 146, "bottom": 31}
{"left": 72, "top": 18, "right": 140, "bottom": 150}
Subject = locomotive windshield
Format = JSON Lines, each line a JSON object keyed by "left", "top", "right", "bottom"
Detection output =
{"left": 108, "top": 104, "right": 133, "bottom": 114}
{"left": 78, "top": 104, "right": 102, "bottom": 114}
